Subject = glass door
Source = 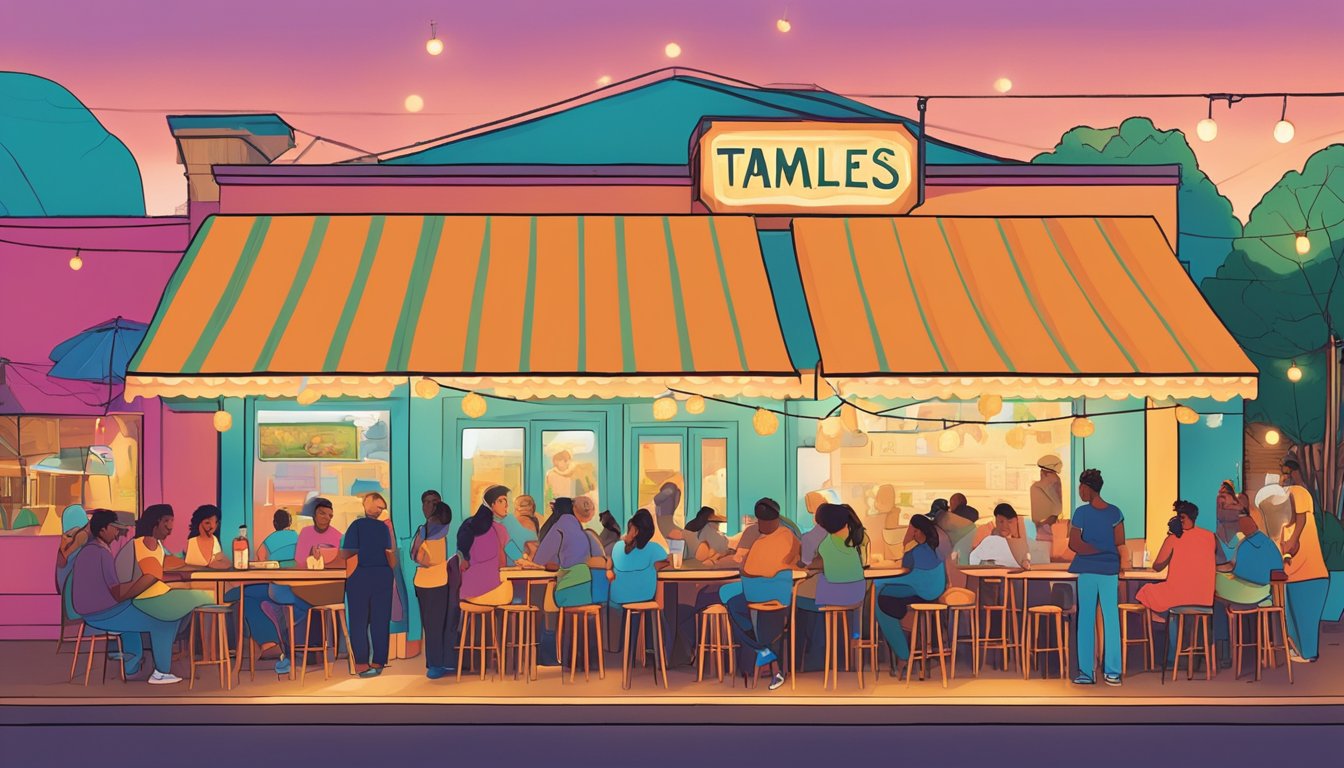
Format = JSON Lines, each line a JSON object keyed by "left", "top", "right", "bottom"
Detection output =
{"left": 631, "top": 426, "right": 736, "bottom": 531}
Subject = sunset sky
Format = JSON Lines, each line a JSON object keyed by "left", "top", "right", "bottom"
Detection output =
{"left": 6, "top": 0, "right": 1344, "bottom": 216}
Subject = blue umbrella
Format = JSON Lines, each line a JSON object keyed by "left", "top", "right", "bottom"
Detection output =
{"left": 48, "top": 317, "right": 148, "bottom": 383}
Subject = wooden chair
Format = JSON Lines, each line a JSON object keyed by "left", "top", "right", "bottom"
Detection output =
{"left": 906, "top": 603, "right": 950, "bottom": 687}
{"left": 188, "top": 605, "right": 233, "bottom": 690}
{"left": 941, "top": 587, "right": 979, "bottom": 679}
{"left": 695, "top": 603, "right": 736, "bottom": 683}
{"left": 291, "top": 603, "right": 354, "bottom": 684}
{"left": 499, "top": 604, "right": 540, "bottom": 682}
{"left": 851, "top": 580, "right": 882, "bottom": 684}
{"left": 1025, "top": 605, "right": 1068, "bottom": 681}
{"left": 1171, "top": 605, "right": 1215, "bottom": 681}
{"left": 67, "top": 622, "right": 126, "bottom": 686}
{"left": 1118, "top": 602, "right": 1155, "bottom": 675}
{"left": 620, "top": 601, "right": 669, "bottom": 690}
{"left": 1227, "top": 601, "right": 1266, "bottom": 680}
{"left": 457, "top": 602, "right": 500, "bottom": 681}
{"left": 558, "top": 604, "right": 605, "bottom": 683}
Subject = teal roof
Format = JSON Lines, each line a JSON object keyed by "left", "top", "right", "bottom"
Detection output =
{"left": 167, "top": 114, "right": 292, "bottom": 136}
{"left": 387, "top": 74, "right": 1009, "bottom": 167}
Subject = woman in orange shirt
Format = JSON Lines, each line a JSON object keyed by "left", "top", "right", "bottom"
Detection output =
{"left": 1136, "top": 500, "right": 1217, "bottom": 618}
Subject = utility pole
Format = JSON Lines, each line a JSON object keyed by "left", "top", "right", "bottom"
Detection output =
{"left": 1329, "top": 335, "right": 1343, "bottom": 517}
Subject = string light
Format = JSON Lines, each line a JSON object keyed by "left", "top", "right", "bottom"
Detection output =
{"left": 404, "top": 94, "right": 425, "bottom": 113}
{"left": 1005, "top": 426, "right": 1027, "bottom": 449}
{"left": 1070, "top": 417, "right": 1095, "bottom": 438}
{"left": 993, "top": 77, "right": 1013, "bottom": 94}
{"left": 819, "top": 416, "right": 843, "bottom": 438}
{"left": 413, "top": 377, "right": 440, "bottom": 399}
{"left": 937, "top": 430, "right": 962, "bottom": 453}
{"left": 652, "top": 396, "right": 678, "bottom": 420}
{"left": 296, "top": 388, "right": 320, "bottom": 406}
{"left": 753, "top": 407, "right": 779, "bottom": 436}
{"left": 212, "top": 409, "right": 233, "bottom": 432}
{"left": 1175, "top": 405, "right": 1200, "bottom": 425}
{"left": 1287, "top": 362, "right": 1303, "bottom": 382}
{"left": 664, "top": 42, "right": 681, "bottom": 58}
{"left": 1295, "top": 233, "right": 1311, "bottom": 255}
{"left": 1265, "top": 428, "right": 1281, "bottom": 446}
{"left": 685, "top": 395, "right": 706, "bottom": 414}
{"left": 68, "top": 248, "right": 83, "bottom": 271}
{"left": 977, "top": 394, "right": 1003, "bottom": 419}
{"left": 1196, "top": 96, "right": 1218, "bottom": 142}
{"left": 776, "top": 18, "right": 791, "bottom": 33}
{"left": 425, "top": 21, "right": 444, "bottom": 56}
{"left": 1274, "top": 95, "right": 1295, "bottom": 143}
{"left": 461, "top": 391, "right": 487, "bottom": 418}
{"left": 596, "top": 75, "right": 612, "bottom": 86}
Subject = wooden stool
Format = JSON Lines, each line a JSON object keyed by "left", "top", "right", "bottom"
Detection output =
{"left": 292, "top": 604, "right": 354, "bottom": 683}
{"left": 1227, "top": 602, "right": 1265, "bottom": 680}
{"left": 188, "top": 605, "right": 233, "bottom": 690}
{"left": 746, "top": 600, "right": 790, "bottom": 689}
{"left": 1171, "top": 605, "right": 1215, "bottom": 681}
{"left": 696, "top": 604, "right": 736, "bottom": 683}
{"left": 977, "top": 576, "right": 1020, "bottom": 673}
{"left": 1261, "top": 575, "right": 1294, "bottom": 683}
{"left": 906, "top": 603, "right": 950, "bottom": 687}
{"left": 851, "top": 581, "right": 882, "bottom": 684}
{"left": 67, "top": 623, "right": 126, "bottom": 686}
{"left": 1118, "top": 602, "right": 1155, "bottom": 675}
{"left": 820, "top": 605, "right": 862, "bottom": 689}
{"left": 558, "top": 604, "right": 605, "bottom": 683}
{"left": 499, "top": 604, "right": 540, "bottom": 682}
{"left": 1025, "top": 605, "right": 1068, "bottom": 681}
{"left": 620, "top": 601, "right": 669, "bottom": 690}
{"left": 941, "top": 587, "right": 979, "bottom": 680}
{"left": 457, "top": 602, "right": 500, "bottom": 681}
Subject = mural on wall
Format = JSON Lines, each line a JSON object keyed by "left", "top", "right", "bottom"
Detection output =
{"left": 257, "top": 423, "right": 361, "bottom": 461}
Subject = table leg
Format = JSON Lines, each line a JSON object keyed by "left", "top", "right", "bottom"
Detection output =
{"left": 234, "top": 581, "right": 244, "bottom": 680}
{"left": 1019, "top": 577, "right": 1031, "bottom": 680}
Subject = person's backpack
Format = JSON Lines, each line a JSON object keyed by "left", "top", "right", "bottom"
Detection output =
{"left": 1315, "top": 507, "right": 1344, "bottom": 571}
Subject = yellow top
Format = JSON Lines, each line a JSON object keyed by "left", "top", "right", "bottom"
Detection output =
{"left": 184, "top": 535, "right": 221, "bottom": 567}
{"left": 1284, "top": 486, "right": 1328, "bottom": 583}
{"left": 412, "top": 537, "right": 449, "bottom": 589}
{"left": 134, "top": 537, "right": 172, "bottom": 600}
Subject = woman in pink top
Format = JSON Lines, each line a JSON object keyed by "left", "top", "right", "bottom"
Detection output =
{"left": 1137, "top": 500, "right": 1217, "bottom": 616}
{"left": 457, "top": 505, "right": 513, "bottom": 605}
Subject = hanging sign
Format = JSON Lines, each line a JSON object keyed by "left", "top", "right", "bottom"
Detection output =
{"left": 694, "top": 119, "right": 920, "bottom": 215}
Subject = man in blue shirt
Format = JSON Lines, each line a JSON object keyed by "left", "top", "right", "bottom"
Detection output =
{"left": 1215, "top": 511, "right": 1284, "bottom": 605}
{"left": 1068, "top": 468, "right": 1126, "bottom": 686}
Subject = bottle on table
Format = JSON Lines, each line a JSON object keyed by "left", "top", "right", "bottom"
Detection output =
{"left": 233, "top": 525, "right": 250, "bottom": 570}
{"left": 1142, "top": 550, "right": 1150, "bottom": 569}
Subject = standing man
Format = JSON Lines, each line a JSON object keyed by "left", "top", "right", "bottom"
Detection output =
{"left": 1069, "top": 468, "right": 1126, "bottom": 686}
{"left": 1280, "top": 458, "right": 1328, "bottom": 663}
{"left": 1031, "top": 455, "right": 1064, "bottom": 562}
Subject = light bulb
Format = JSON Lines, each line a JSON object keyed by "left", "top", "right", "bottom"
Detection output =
{"left": 1295, "top": 233, "right": 1311, "bottom": 255}
{"left": 1274, "top": 119, "right": 1295, "bottom": 144}
{"left": 212, "top": 410, "right": 233, "bottom": 432}
{"left": 753, "top": 407, "right": 779, "bottom": 436}
{"left": 413, "top": 377, "right": 439, "bottom": 399}
{"left": 993, "top": 77, "right": 1013, "bottom": 94}
{"left": 1287, "top": 363, "right": 1303, "bottom": 382}
{"left": 1265, "top": 428, "right": 1281, "bottom": 446}
{"left": 425, "top": 37, "right": 444, "bottom": 56}
{"left": 1195, "top": 118, "right": 1218, "bottom": 142}
{"left": 1175, "top": 405, "right": 1200, "bottom": 425}
{"left": 69, "top": 254, "right": 83, "bottom": 271}
{"left": 977, "top": 394, "right": 1003, "bottom": 419}
{"left": 937, "top": 430, "right": 962, "bottom": 453}
{"left": 404, "top": 94, "right": 424, "bottom": 113}
{"left": 461, "top": 392, "right": 487, "bottom": 419}
{"left": 1070, "top": 417, "right": 1095, "bottom": 438}
{"left": 776, "top": 18, "right": 791, "bottom": 33}
{"left": 296, "top": 388, "right": 320, "bottom": 406}
{"left": 652, "top": 396, "right": 678, "bottom": 421}
{"left": 664, "top": 42, "right": 681, "bottom": 58}
{"left": 685, "top": 395, "right": 705, "bottom": 414}
{"left": 596, "top": 75, "right": 612, "bottom": 86}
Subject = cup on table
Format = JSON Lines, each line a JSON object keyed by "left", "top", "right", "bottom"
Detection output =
{"left": 668, "top": 538, "right": 685, "bottom": 569}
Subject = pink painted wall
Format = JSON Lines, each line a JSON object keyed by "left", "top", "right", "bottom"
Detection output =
{"left": 0, "top": 216, "right": 221, "bottom": 638}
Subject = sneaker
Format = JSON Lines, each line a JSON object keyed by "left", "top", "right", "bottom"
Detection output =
{"left": 1071, "top": 674, "right": 1096, "bottom": 685}
{"left": 357, "top": 666, "right": 383, "bottom": 678}
{"left": 274, "top": 656, "right": 291, "bottom": 676}
{"left": 1289, "top": 652, "right": 1316, "bottom": 664}
{"left": 755, "top": 649, "right": 778, "bottom": 667}
{"left": 1103, "top": 674, "right": 1122, "bottom": 687}
{"left": 148, "top": 671, "right": 182, "bottom": 685}
{"left": 768, "top": 672, "right": 786, "bottom": 690}
{"left": 426, "top": 666, "right": 449, "bottom": 680}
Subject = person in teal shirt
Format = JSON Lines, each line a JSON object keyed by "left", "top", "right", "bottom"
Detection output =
{"left": 609, "top": 509, "right": 669, "bottom": 605}
{"left": 1069, "top": 468, "right": 1126, "bottom": 687}
{"left": 874, "top": 514, "right": 947, "bottom": 670}
{"left": 258, "top": 509, "right": 299, "bottom": 566}
{"left": 484, "top": 485, "right": 535, "bottom": 565}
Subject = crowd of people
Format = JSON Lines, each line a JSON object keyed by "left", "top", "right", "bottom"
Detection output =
{"left": 52, "top": 454, "right": 1342, "bottom": 688}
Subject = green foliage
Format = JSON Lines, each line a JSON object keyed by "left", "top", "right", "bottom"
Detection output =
{"left": 1203, "top": 145, "right": 1344, "bottom": 444}
{"left": 1033, "top": 117, "right": 1241, "bottom": 283}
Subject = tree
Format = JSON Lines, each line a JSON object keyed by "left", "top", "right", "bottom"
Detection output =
{"left": 1203, "top": 145, "right": 1344, "bottom": 511}
{"left": 1033, "top": 117, "right": 1241, "bottom": 284}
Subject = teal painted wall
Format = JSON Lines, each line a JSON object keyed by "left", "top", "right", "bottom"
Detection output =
{"left": 1075, "top": 398, "right": 1147, "bottom": 538}
{"left": 1178, "top": 397, "right": 1245, "bottom": 533}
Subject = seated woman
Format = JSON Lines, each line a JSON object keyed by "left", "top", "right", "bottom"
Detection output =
{"left": 524, "top": 497, "right": 609, "bottom": 664}
{"left": 1137, "top": 500, "right": 1217, "bottom": 621}
{"left": 799, "top": 502, "right": 868, "bottom": 642}
{"left": 873, "top": 513, "right": 948, "bottom": 673}
{"left": 609, "top": 509, "right": 669, "bottom": 606}
{"left": 129, "top": 505, "right": 212, "bottom": 623}
{"left": 184, "top": 505, "right": 230, "bottom": 569}
{"left": 257, "top": 509, "right": 298, "bottom": 566}
{"left": 457, "top": 504, "right": 514, "bottom": 606}
{"left": 685, "top": 506, "right": 731, "bottom": 564}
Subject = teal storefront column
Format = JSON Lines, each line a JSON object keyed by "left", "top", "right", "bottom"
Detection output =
{"left": 1177, "top": 398, "right": 1245, "bottom": 532}
{"left": 1075, "top": 398, "right": 1147, "bottom": 539}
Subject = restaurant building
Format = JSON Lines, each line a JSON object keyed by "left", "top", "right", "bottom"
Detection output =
{"left": 123, "top": 71, "right": 1256, "bottom": 647}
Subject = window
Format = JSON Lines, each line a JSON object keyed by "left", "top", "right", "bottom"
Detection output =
{"left": 462, "top": 428, "right": 525, "bottom": 515}
{"left": 636, "top": 437, "right": 684, "bottom": 526}
{"left": 0, "top": 415, "right": 142, "bottom": 536}
{"left": 252, "top": 409, "right": 390, "bottom": 539}
{"left": 798, "top": 401, "right": 1072, "bottom": 562}
{"left": 540, "top": 430, "right": 599, "bottom": 510}
{"left": 698, "top": 437, "right": 728, "bottom": 524}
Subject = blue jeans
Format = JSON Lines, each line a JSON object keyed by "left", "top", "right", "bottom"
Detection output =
{"left": 718, "top": 574, "right": 793, "bottom": 669}
{"left": 873, "top": 568, "right": 945, "bottom": 660}
{"left": 1286, "top": 578, "right": 1328, "bottom": 660}
{"left": 85, "top": 601, "right": 181, "bottom": 675}
{"left": 1323, "top": 572, "right": 1344, "bottom": 623}
{"left": 1076, "top": 573, "right": 1121, "bottom": 680}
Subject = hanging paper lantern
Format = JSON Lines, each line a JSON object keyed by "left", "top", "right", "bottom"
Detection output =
{"left": 413, "top": 377, "right": 440, "bottom": 399}
{"left": 840, "top": 403, "right": 860, "bottom": 433}
{"left": 977, "top": 394, "right": 1003, "bottom": 419}
{"left": 296, "top": 388, "right": 321, "bottom": 406}
{"left": 212, "top": 410, "right": 233, "bottom": 433}
{"left": 819, "top": 416, "right": 843, "bottom": 438}
{"left": 937, "top": 430, "right": 962, "bottom": 453}
{"left": 815, "top": 428, "right": 840, "bottom": 453}
{"left": 461, "top": 392, "right": 487, "bottom": 419}
{"left": 685, "top": 395, "right": 706, "bottom": 415}
{"left": 1264, "top": 428, "right": 1281, "bottom": 446}
{"left": 753, "top": 407, "right": 779, "bottom": 436}
{"left": 1071, "top": 417, "right": 1095, "bottom": 438}
{"left": 1175, "top": 405, "right": 1200, "bottom": 425}
{"left": 1005, "top": 426, "right": 1027, "bottom": 449}
{"left": 652, "top": 396, "right": 678, "bottom": 421}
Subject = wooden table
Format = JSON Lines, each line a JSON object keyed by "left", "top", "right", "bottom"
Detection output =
{"left": 169, "top": 567, "right": 348, "bottom": 680}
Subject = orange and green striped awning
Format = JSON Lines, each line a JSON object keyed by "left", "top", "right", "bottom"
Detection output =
{"left": 126, "top": 215, "right": 804, "bottom": 400}
{"left": 793, "top": 216, "right": 1257, "bottom": 402}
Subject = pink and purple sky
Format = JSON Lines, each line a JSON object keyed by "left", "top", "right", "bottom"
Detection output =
{"left": 6, "top": 0, "right": 1343, "bottom": 217}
